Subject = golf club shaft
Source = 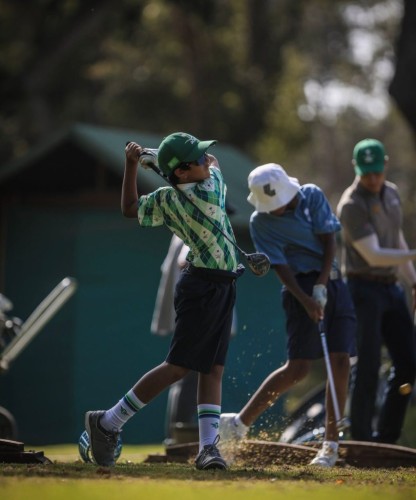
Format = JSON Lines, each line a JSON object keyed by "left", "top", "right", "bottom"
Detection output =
{"left": 318, "top": 321, "right": 342, "bottom": 423}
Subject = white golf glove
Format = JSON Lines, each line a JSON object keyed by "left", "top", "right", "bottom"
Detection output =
{"left": 312, "top": 284, "right": 327, "bottom": 309}
{"left": 139, "top": 148, "right": 158, "bottom": 169}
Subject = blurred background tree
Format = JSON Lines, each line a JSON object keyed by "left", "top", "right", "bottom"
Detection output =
{"left": 1, "top": 0, "right": 415, "bottom": 241}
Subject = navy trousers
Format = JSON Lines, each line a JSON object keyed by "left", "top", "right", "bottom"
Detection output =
{"left": 348, "top": 278, "right": 416, "bottom": 443}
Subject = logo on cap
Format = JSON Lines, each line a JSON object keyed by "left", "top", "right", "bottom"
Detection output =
{"left": 180, "top": 133, "right": 197, "bottom": 145}
{"left": 263, "top": 184, "right": 276, "bottom": 197}
{"left": 363, "top": 148, "right": 375, "bottom": 164}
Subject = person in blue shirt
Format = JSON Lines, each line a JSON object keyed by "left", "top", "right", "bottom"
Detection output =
{"left": 220, "top": 163, "right": 356, "bottom": 467}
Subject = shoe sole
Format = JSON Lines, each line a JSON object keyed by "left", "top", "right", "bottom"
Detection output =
{"left": 84, "top": 411, "right": 96, "bottom": 463}
{"left": 309, "top": 460, "right": 336, "bottom": 467}
{"left": 85, "top": 411, "right": 94, "bottom": 440}
{"left": 196, "top": 459, "right": 227, "bottom": 470}
{"left": 309, "top": 463, "right": 335, "bottom": 467}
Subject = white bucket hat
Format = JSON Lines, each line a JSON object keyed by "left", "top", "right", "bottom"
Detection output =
{"left": 247, "top": 163, "right": 300, "bottom": 212}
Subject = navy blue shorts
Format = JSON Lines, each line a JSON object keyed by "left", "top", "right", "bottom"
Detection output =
{"left": 282, "top": 272, "right": 356, "bottom": 360}
{"left": 166, "top": 265, "right": 237, "bottom": 374}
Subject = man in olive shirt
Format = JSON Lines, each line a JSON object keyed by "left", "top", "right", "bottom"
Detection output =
{"left": 337, "top": 138, "right": 416, "bottom": 443}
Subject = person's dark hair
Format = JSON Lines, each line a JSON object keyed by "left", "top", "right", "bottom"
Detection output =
{"left": 168, "top": 163, "right": 192, "bottom": 184}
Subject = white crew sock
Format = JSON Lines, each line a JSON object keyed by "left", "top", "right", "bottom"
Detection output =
{"left": 198, "top": 404, "right": 221, "bottom": 451}
{"left": 100, "top": 389, "right": 146, "bottom": 432}
{"left": 323, "top": 440, "right": 339, "bottom": 451}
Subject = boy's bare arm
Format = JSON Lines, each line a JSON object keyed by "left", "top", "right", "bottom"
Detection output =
{"left": 121, "top": 142, "right": 142, "bottom": 218}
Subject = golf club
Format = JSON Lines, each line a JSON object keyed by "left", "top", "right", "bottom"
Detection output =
{"left": 318, "top": 320, "right": 348, "bottom": 431}
{"left": 126, "top": 142, "right": 270, "bottom": 277}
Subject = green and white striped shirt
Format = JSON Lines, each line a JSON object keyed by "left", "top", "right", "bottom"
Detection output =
{"left": 137, "top": 167, "right": 239, "bottom": 271}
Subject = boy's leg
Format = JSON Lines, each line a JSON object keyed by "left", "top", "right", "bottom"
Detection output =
{"left": 197, "top": 364, "right": 223, "bottom": 447}
{"left": 220, "top": 359, "right": 310, "bottom": 441}
{"left": 86, "top": 362, "right": 189, "bottom": 466}
{"left": 239, "top": 359, "right": 310, "bottom": 426}
{"left": 194, "top": 364, "right": 227, "bottom": 470}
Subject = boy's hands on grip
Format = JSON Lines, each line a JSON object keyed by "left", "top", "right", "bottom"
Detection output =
{"left": 303, "top": 295, "right": 324, "bottom": 323}
{"left": 139, "top": 148, "right": 159, "bottom": 169}
{"left": 125, "top": 142, "right": 142, "bottom": 164}
{"left": 125, "top": 142, "right": 158, "bottom": 169}
{"left": 312, "top": 284, "right": 327, "bottom": 309}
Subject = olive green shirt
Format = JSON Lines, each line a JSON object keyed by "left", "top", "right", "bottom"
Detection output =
{"left": 336, "top": 177, "right": 401, "bottom": 278}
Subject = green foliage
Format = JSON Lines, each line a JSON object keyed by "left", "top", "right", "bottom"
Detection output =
{"left": 1, "top": 0, "right": 415, "bottom": 232}
{"left": 253, "top": 45, "right": 312, "bottom": 171}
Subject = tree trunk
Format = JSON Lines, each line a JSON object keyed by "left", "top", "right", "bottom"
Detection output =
{"left": 389, "top": 0, "right": 416, "bottom": 139}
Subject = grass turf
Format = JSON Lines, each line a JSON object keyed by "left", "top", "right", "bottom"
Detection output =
{"left": 0, "top": 444, "right": 415, "bottom": 499}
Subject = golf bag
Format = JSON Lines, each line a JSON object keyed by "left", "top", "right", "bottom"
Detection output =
{"left": 0, "top": 294, "right": 21, "bottom": 439}
{"left": 0, "top": 278, "right": 77, "bottom": 440}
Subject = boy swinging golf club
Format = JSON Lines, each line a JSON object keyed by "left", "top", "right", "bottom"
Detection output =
{"left": 219, "top": 163, "right": 357, "bottom": 467}
{"left": 84, "top": 132, "right": 247, "bottom": 469}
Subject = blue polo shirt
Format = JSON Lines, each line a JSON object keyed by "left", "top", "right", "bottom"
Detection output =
{"left": 249, "top": 184, "right": 341, "bottom": 274}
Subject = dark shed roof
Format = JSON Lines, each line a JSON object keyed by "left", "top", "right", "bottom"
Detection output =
{"left": 0, "top": 123, "right": 256, "bottom": 228}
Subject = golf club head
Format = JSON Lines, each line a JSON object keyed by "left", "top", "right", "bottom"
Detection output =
{"left": 245, "top": 252, "right": 271, "bottom": 277}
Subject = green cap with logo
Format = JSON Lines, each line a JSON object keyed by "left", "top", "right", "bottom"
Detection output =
{"left": 353, "top": 138, "right": 386, "bottom": 176}
{"left": 157, "top": 132, "right": 217, "bottom": 175}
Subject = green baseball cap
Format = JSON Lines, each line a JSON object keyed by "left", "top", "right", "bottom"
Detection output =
{"left": 157, "top": 132, "right": 217, "bottom": 175}
{"left": 353, "top": 138, "right": 386, "bottom": 176}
